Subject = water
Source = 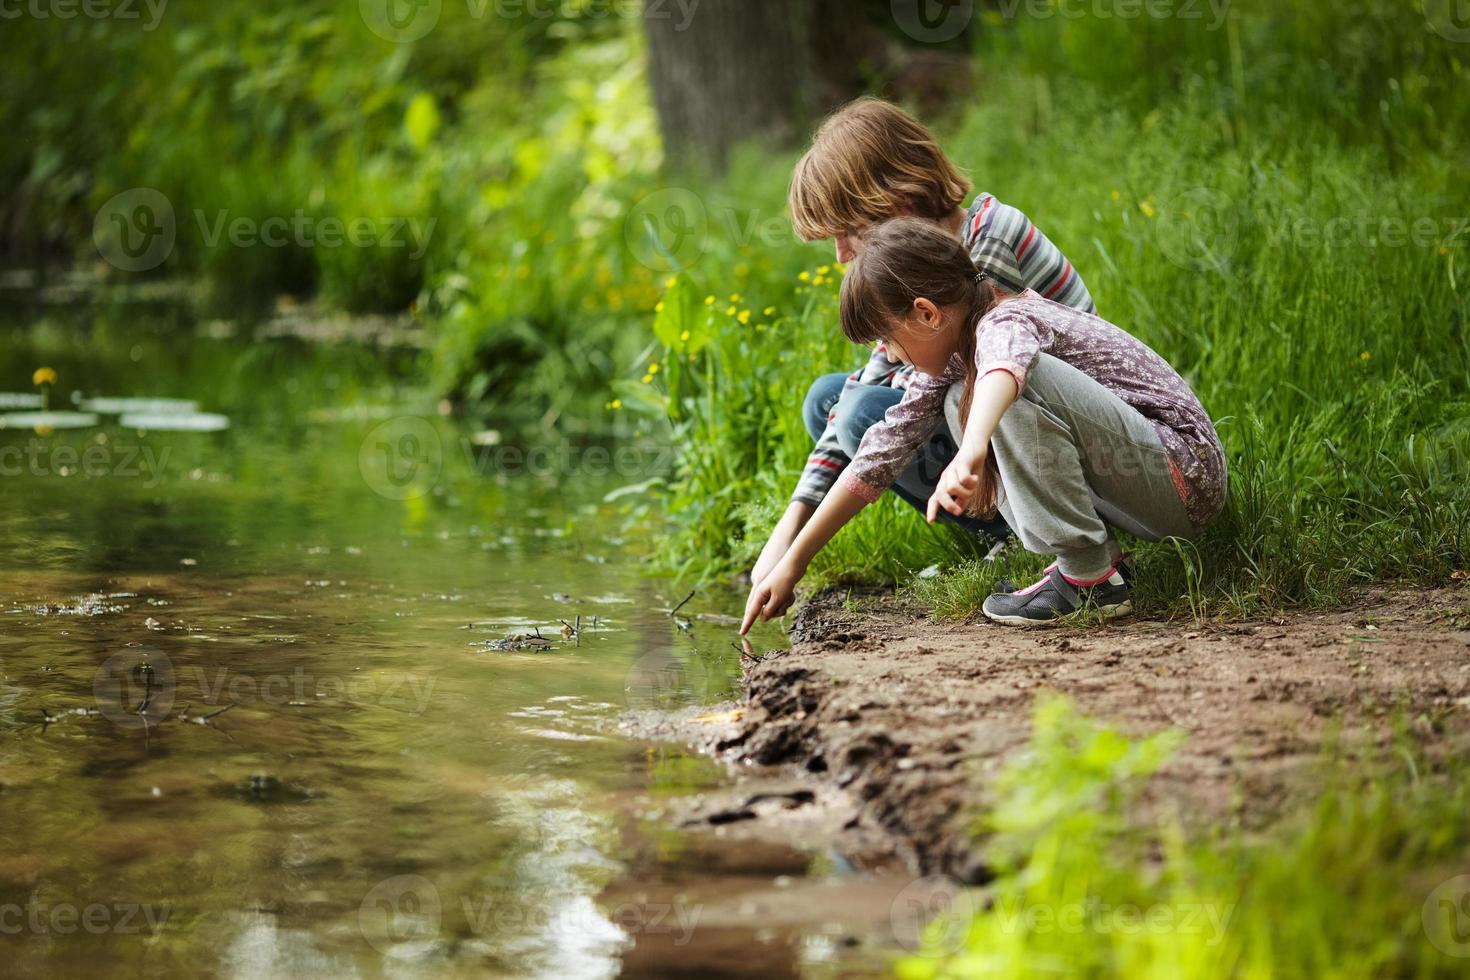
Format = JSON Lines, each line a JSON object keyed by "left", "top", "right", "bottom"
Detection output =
{"left": 0, "top": 301, "right": 896, "bottom": 978}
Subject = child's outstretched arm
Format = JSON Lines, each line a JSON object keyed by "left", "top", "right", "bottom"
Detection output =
{"left": 928, "top": 369, "right": 1018, "bottom": 521}
{"left": 739, "top": 485, "right": 867, "bottom": 634}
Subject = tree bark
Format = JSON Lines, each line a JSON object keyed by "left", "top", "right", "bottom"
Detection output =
{"left": 643, "top": 0, "right": 808, "bottom": 173}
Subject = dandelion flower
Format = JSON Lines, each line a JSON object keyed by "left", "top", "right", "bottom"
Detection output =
{"left": 33, "top": 367, "right": 57, "bottom": 386}
{"left": 665, "top": 276, "right": 677, "bottom": 288}
{"left": 1360, "top": 351, "right": 1371, "bottom": 362}
{"left": 726, "top": 306, "right": 737, "bottom": 316}
{"left": 655, "top": 301, "right": 665, "bottom": 313}
{"left": 728, "top": 293, "right": 741, "bottom": 303}
{"left": 647, "top": 362, "right": 660, "bottom": 374}
{"left": 679, "top": 330, "right": 690, "bottom": 341}
{"left": 606, "top": 399, "right": 623, "bottom": 410}
{"left": 817, "top": 265, "right": 831, "bottom": 275}
{"left": 798, "top": 271, "right": 811, "bottom": 282}
{"left": 641, "top": 374, "right": 654, "bottom": 384}
{"left": 704, "top": 295, "right": 715, "bottom": 305}
{"left": 763, "top": 306, "right": 776, "bottom": 316}
{"left": 1139, "top": 199, "right": 1157, "bottom": 219}
{"left": 1110, "top": 190, "right": 1121, "bottom": 202}
{"left": 737, "top": 310, "right": 751, "bottom": 325}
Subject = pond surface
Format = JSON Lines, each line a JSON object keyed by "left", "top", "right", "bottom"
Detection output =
{"left": 0, "top": 300, "right": 897, "bottom": 978}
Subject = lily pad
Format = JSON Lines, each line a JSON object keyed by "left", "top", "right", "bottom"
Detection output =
{"left": 0, "top": 411, "right": 99, "bottom": 430}
{"left": 82, "top": 396, "right": 199, "bottom": 415}
{"left": 119, "top": 412, "right": 230, "bottom": 432}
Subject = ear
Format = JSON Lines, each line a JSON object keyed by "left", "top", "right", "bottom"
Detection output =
{"left": 911, "top": 297, "right": 942, "bottom": 326}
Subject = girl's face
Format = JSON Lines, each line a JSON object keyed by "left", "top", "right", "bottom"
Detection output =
{"left": 884, "top": 297, "right": 959, "bottom": 376}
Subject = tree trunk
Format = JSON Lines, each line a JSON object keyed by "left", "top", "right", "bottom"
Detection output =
{"left": 643, "top": 0, "right": 808, "bottom": 173}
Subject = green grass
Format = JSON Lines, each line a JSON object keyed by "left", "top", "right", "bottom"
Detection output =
{"left": 893, "top": 698, "right": 1470, "bottom": 979}
{"left": 641, "top": 5, "right": 1470, "bottom": 616}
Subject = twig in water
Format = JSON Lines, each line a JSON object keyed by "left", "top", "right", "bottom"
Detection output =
{"left": 669, "top": 590, "right": 695, "bottom": 618}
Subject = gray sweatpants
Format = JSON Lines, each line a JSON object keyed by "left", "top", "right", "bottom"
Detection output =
{"left": 945, "top": 353, "right": 1196, "bottom": 581}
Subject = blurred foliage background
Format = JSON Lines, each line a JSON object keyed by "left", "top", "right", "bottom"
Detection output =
{"left": 5, "top": 0, "right": 1469, "bottom": 606}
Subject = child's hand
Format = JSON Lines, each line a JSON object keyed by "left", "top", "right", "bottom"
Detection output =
{"left": 740, "top": 560, "right": 801, "bottom": 634}
{"left": 926, "top": 446, "right": 986, "bottom": 523}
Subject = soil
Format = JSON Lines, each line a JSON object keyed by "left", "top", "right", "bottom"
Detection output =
{"left": 631, "top": 586, "right": 1470, "bottom": 883}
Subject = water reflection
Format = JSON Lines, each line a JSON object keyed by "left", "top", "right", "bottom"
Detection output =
{"left": 0, "top": 305, "right": 888, "bottom": 978}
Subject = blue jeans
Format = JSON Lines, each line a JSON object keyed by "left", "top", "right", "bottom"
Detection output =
{"left": 803, "top": 372, "right": 1010, "bottom": 541}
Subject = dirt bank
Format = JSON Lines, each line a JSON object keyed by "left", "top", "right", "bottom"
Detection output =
{"left": 639, "top": 587, "right": 1470, "bottom": 881}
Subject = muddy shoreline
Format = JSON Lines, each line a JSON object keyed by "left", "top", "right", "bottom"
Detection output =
{"left": 631, "top": 587, "right": 1470, "bottom": 881}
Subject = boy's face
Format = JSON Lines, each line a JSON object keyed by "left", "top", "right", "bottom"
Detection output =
{"left": 835, "top": 229, "right": 862, "bottom": 265}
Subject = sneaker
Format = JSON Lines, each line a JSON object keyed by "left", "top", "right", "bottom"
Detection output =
{"left": 982, "top": 563, "right": 1133, "bottom": 627}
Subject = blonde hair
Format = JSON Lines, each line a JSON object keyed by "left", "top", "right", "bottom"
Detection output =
{"left": 789, "top": 97, "right": 972, "bottom": 242}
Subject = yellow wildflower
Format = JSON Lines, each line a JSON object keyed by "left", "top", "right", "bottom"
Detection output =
{"left": 665, "top": 276, "right": 677, "bottom": 288}
{"left": 641, "top": 374, "right": 654, "bottom": 384}
{"left": 679, "top": 330, "right": 690, "bottom": 341}
{"left": 647, "top": 362, "right": 660, "bottom": 375}
{"left": 1111, "top": 190, "right": 1121, "bottom": 202}
{"left": 1139, "top": 199, "right": 1157, "bottom": 219}
{"left": 817, "top": 265, "right": 831, "bottom": 275}
{"left": 606, "top": 399, "right": 622, "bottom": 410}
{"left": 798, "top": 271, "right": 811, "bottom": 282}
{"left": 1359, "top": 351, "right": 1371, "bottom": 362}
{"left": 726, "top": 306, "right": 737, "bottom": 316}
{"left": 655, "top": 301, "right": 665, "bottom": 313}
{"left": 763, "top": 307, "right": 776, "bottom": 316}
{"left": 737, "top": 310, "right": 751, "bottom": 325}
{"left": 728, "top": 293, "right": 741, "bottom": 303}
{"left": 704, "top": 295, "right": 715, "bottom": 305}
{"left": 32, "top": 367, "right": 57, "bottom": 386}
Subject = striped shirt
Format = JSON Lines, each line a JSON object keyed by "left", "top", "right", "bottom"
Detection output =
{"left": 791, "top": 193, "right": 1096, "bottom": 507}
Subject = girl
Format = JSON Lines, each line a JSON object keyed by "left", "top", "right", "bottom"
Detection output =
{"left": 740, "top": 218, "right": 1227, "bottom": 632}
